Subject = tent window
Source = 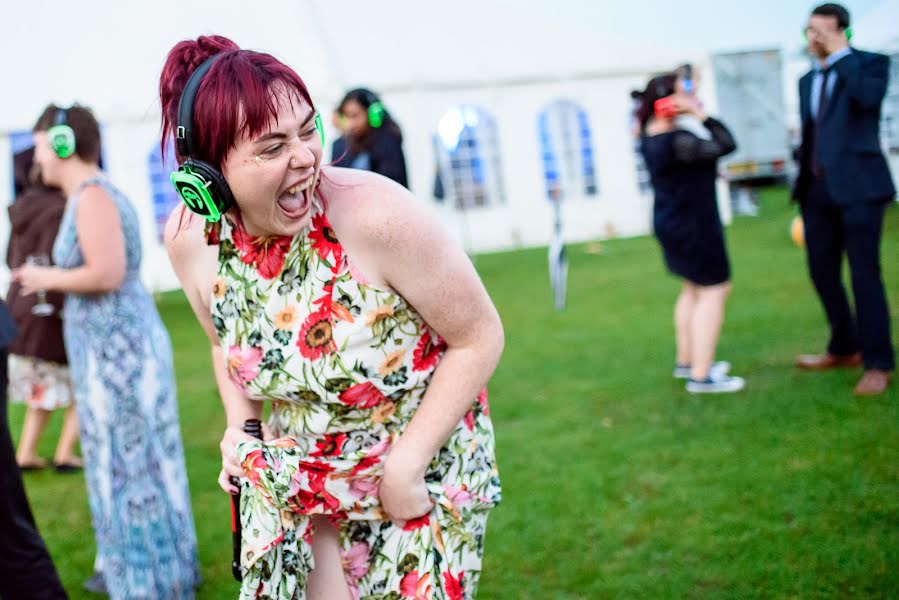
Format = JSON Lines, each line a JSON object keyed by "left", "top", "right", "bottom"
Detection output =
{"left": 537, "top": 100, "right": 597, "bottom": 200}
{"left": 433, "top": 105, "right": 505, "bottom": 209}
{"left": 147, "top": 140, "right": 181, "bottom": 243}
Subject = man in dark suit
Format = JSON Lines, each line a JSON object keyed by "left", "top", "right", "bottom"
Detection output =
{"left": 793, "top": 3, "right": 896, "bottom": 396}
{"left": 0, "top": 299, "right": 67, "bottom": 599}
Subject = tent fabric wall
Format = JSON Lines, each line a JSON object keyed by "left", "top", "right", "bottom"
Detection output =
{"left": 0, "top": 0, "right": 729, "bottom": 292}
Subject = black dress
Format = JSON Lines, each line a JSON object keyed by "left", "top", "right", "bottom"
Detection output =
{"left": 640, "top": 117, "right": 737, "bottom": 286}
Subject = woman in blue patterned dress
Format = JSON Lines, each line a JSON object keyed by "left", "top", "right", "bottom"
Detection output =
{"left": 14, "top": 104, "right": 199, "bottom": 600}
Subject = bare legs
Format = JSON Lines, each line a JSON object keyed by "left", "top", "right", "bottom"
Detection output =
{"left": 674, "top": 280, "right": 732, "bottom": 380}
{"left": 306, "top": 515, "right": 353, "bottom": 600}
{"left": 16, "top": 405, "right": 81, "bottom": 468}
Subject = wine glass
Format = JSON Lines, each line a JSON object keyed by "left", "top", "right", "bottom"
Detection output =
{"left": 25, "top": 254, "right": 55, "bottom": 317}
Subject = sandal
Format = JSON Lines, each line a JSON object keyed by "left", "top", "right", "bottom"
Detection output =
{"left": 53, "top": 458, "right": 84, "bottom": 473}
{"left": 18, "top": 458, "right": 49, "bottom": 471}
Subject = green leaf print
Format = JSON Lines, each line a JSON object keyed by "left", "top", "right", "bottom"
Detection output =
{"left": 324, "top": 377, "right": 354, "bottom": 393}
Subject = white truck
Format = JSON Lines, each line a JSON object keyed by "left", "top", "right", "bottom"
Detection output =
{"left": 710, "top": 49, "right": 790, "bottom": 214}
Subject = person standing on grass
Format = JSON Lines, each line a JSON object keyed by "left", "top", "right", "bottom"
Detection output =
{"left": 160, "top": 35, "right": 502, "bottom": 599}
{"left": 638, "top": 72, "right": 745, "bottom": 394}
{"left": 13, "top": 104, "right": 199, "bottom": 599}
{"left": 7, "top": 146, "right": 82, "bottom": 474}
{"left": 792, "top": 3, "right": 895, "bottom": 395}
{"left": 0, "top": 298, "right": 68, "bottom": 600}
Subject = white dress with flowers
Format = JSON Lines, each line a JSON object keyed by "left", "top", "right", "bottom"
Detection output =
{"left": 208, "top": 208, "right": 501, "bottom": 600}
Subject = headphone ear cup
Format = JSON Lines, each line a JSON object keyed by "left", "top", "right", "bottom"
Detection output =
{"left": 48, "top": 124, "right": 76, "bottom": 159}
{"left": 315, "top": 112, "right": 325, "bottom": 146}
{"left": 170, "top": 159, "right": 235, "bottom": 222}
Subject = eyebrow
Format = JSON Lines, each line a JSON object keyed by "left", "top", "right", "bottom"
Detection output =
{"left": 253, "top": 113, "right": 316, "bottom": 144}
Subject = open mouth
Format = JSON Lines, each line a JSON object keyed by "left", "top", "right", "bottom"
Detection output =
{"left": 277, "top": 176, "right": 315, "bottom": 219}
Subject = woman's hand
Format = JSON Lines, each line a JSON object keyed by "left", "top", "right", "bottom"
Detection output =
{"left": 217, "top": 422, "right": 274, "bottom": 494}
{"left": 379, "top": 448, "right": 434, "bottom": 528}
{"left": 671, "top": 93, "right": 706, "bottom": 120}
{"left": 12, "top": 265, "right": 58, "bottom": 296}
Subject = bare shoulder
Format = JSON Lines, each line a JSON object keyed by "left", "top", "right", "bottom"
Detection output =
{"left": 323, "top": 167, "right": 438, "bottom": 245}
{"left": 163, "top": 205, "right": 218, "bottom": 296}
{"left": 164, "top": 205, "right": 210, "bottom": 262}
{"left": 76, "top": 184, "right": 117, "bottom": 215}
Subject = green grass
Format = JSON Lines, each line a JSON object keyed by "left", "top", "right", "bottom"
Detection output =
{"left": 11, "top": 187, "right": 898, "bottom": 599}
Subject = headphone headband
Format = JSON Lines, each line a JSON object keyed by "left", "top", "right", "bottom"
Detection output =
{"left": 176, "top": 54, "right": 225, "bottom": 158}
{"left": 54, "top": 107, "right": 68, "bottom": 127}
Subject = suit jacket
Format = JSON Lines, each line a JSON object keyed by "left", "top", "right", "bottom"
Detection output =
{"left": 792, "top": 48, "right": 896, "bottom": 205}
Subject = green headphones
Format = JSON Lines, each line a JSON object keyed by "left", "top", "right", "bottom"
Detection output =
{"left": 368, "top": 101, "right": 385, "bottom": 128}
{"left": 170, "top": 54, "right": 325, "bottom": 223}
{"left": 363, "top": 90, "right": 385, "bottom": 128}
{"left": 48, "top": 108, "right": 76, "bottom": 159}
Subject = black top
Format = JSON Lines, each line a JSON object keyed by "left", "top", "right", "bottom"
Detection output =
{"left": 640, "top": 117, "right": 736, "bottom": 233}
{"left": 346, "top": 127, "right": 409, "bottom": 188}
{"left": 640, "top": 117, "right": 737, "bottom": 286}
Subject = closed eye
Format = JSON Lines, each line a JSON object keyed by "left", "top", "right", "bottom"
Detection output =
{"left": 261, "top": 143, "right": 285, "bottom": 157}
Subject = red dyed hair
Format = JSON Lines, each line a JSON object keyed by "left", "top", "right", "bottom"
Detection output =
{"left": 159, "top": 35, "right": 316, "bottom": 168}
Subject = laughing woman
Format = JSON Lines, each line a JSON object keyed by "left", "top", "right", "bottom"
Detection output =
{"left": 160, "top": 36, "right": 503, "bottom": 599}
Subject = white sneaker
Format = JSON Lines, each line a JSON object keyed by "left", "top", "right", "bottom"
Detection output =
{"left": 686, "top": 373, "right": 745, "bottom": 394}
{"left": 673, "top": 361, "right": 731, "bottom": 380}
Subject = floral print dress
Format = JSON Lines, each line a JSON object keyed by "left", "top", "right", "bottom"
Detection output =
{"left": 209, "top": 208, "right": 501, "bottom": 600}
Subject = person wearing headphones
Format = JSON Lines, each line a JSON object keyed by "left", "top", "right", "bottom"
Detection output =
{"left": 337, "top": 87, "right": 410, "bottom": 187}
{"left": 160, "top": 36, "right": 502, "bottom": 600}
{"left": 638, "top": 73, "right": 745, "bottom": 394}
{"left": 13, "top": 104, "right": 199, "bottom": 599}
{"left": 792, "top": 3, "right": 895, "bottom": 395}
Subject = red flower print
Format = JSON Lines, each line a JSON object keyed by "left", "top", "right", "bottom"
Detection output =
{"left": 463, "top": 411, "right": 475, "bottom": 432}
{"left": 412, "top": 330, "right": 446, "bottom": 372}
{"left": 308, "top": 212, "right": 343, "bottom": 265}
{"left": 241, "top": 449, "right": 267, "bottom": 485}
{"left": 402, "top": 514, "right": 430, "bottom": 531}
{"left": 443, "top": 570, "right": 464, "bottom": 600}
{"left": 477, "top": 387, "right": 490, "bottom": 416}
{"left": 400, "top": 571, "right": 419, "bottom": 598}
{"left": 297, "top": 309, "right": 336, "bottom": 360}
{"left": 311, "top": 432, "right": 347, "bottom": 457}
{"left": 205, "top": 221, "right": 221, "bottom": 245}
{"left": 339, "top": 382, "right": 387, "bottom": 409}
{"left": 230, "top": 214, "right": 292, "bottom": 279}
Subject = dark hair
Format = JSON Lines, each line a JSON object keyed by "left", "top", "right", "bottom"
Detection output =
{"left": 158, "top": 35, "right": 316, "bottom": 168}
{"left": 338, "top": 87, "right": 402, "bottom": 155}
{"left": 811, "top": 3, "right": 850, "bottom": 29}
{"left": 635, "top": 73, "right": 677, "bottom": 130}
{"left": 33, "top": 104, "right": 102, "bottom": 164}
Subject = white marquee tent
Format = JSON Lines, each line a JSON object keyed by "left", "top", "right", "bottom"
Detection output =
{"left": 14, "top": 0, "right": 888, "bottom": 292}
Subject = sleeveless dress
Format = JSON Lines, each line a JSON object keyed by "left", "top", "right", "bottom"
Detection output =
{"left": 52, "top": 176, "right": 199, "bottom": 599}
{"left": 209, "top": 209, "right": 501, "bottom": 599}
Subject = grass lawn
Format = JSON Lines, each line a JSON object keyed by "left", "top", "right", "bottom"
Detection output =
{"left": 11, "top": 187, "right": 898, "bottom": 599}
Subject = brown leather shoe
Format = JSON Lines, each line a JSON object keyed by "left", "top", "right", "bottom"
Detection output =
{"left": 795, "top": 352, "right": 862, "bottom": 371}
{"left": 853, "top": 369, "right": 891, "bottom": 396}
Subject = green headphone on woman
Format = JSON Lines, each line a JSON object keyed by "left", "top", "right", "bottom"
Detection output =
{"left": 170, "top": 54, "right": 325, "bottom": 222}
{"left": 48, "top": 108, "right": 77, "bottom": 159}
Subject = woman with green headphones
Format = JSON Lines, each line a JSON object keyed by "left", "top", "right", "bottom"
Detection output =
{"left": 336, "top": 87, "right": 410, "bottom": 188}
{"left": 14, "top": 104, "right": 200, "bottom": 599}
{"left": 161, "top": 35, "right": 502, "bottom": 599}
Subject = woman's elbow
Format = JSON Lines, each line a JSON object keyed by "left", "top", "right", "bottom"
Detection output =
{"left": 95, "top": 266, "right": 127, "bottom": 293}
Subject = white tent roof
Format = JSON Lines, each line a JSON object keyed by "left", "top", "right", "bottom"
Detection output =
{"left": 0, "top": 0, "right": 677, "bottom": 131}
